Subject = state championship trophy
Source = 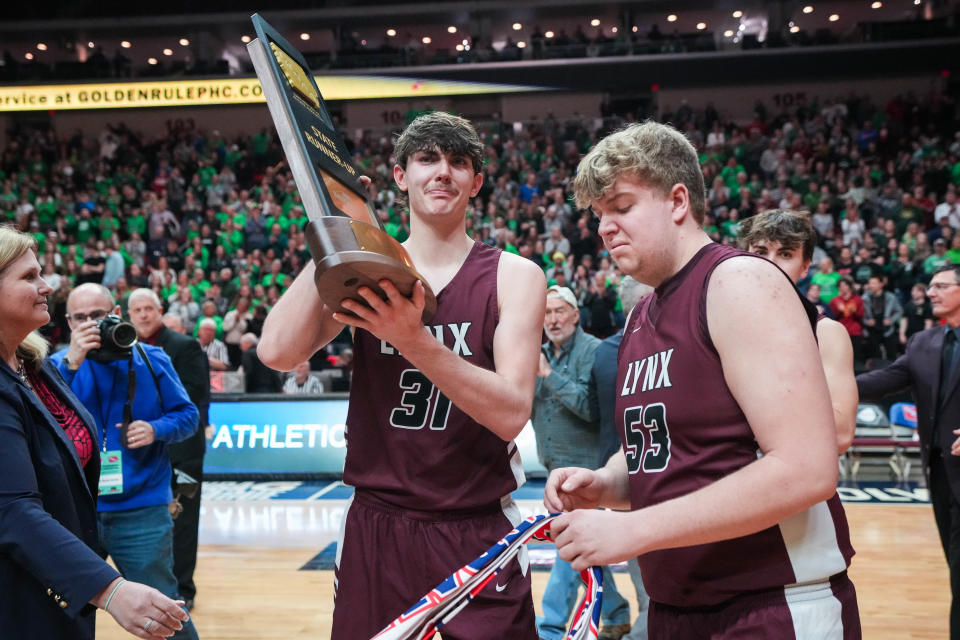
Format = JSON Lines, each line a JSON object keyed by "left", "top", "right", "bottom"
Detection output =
{"left": 247, "top": 14, "right": 436, "bottom": 319}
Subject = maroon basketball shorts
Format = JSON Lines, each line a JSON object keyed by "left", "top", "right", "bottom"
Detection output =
{"left": 647, "top": 571, "right": 860, "bottom": 640}
{"left": 331, "top": 490, "right": 539, "bottom": 640}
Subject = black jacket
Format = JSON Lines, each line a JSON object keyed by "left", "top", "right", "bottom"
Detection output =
{"left": 242, "top": 347, "right": 282, "bottom": 393}
{"left": 154, "top": 326, "right": 210, "bottom": 463}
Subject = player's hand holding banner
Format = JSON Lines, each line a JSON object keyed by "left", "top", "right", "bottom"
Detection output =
{"left": 372, "top": 513, "right": 603, "bottom": 640}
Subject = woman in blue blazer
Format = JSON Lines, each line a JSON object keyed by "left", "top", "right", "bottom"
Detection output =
{"left": 0, "top": 226, "right": 188, "bottom": 639}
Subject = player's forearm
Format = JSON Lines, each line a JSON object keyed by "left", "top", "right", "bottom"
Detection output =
{"left": 833, "top": 404, "right": 855, "bottom": 454}
{"left": 259, "top": 262, "right": 342, "bottom": 370}
{"left": 821, "top": 337, "right": 858, "bottom": 454}
{"left": 627, "top": 449, "right": 837, "bottom": 557}
{"left": 400, "top": 329, "right": 533, "bottom": 441}
{"left": 597, "top": 450, "right": 632, "bottom": 510}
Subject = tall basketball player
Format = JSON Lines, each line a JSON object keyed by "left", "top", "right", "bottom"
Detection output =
{"left": 739, "top": 208, "right": 857, "bottom": 453}
{"left": 259, "top": 112, "right": 545, "bottom": 639}
{"left": 545, "top": 122, "right": 860, "bottom": 639}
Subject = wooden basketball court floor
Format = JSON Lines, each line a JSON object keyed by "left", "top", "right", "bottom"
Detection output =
{"left": 95, "top": 479, "right": 947, "bottom": 639}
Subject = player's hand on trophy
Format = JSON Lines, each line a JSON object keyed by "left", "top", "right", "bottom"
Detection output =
{"left": 551, "top": 509, "right": 636, "bottom": 571}
{"left": 544, "top": 467, "right": 606, "bottom": 512}
{"left": 335, "top": 279, "right": 427, "bottom": 349}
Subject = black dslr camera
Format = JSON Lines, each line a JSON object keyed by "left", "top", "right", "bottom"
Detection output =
{"left": 88, "top": 314, "right": 139, "bottom": 362}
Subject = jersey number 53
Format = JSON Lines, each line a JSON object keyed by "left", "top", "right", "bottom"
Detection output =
{"left": 623, "top": 403, "right": 671, "bottom": 473}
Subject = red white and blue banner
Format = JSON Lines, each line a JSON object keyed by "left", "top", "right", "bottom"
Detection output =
{"left": 372, "top": 513, "right": 602, "bottom": 640}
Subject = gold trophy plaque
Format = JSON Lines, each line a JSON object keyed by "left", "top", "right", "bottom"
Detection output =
{"left": 247, "top": 14, "right": 436, "bottom": 319}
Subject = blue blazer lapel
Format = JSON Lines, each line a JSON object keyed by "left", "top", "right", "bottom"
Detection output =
{"left": 18, "top": 360, "right": 101, "bottom": 502}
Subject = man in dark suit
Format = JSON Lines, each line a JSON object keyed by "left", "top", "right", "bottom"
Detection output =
{"left": 857, "top": 264, "right": 960, "bottom": 638}
{"left": 127, "top": 288, "right": 209, "bottom": 612}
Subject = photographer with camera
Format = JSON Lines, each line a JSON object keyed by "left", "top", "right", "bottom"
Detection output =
{"left": 53, "top": 283, "right": 201, "bottom": 640}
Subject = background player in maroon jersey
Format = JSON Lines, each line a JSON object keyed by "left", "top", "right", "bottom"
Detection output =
{"left": 259, "top": 112, "right": 546, "bottom": 639}
{"left": 545, "top": 122, "right": 859, "bottom": 638}
{"left": 739, "top": 208, "right": 857, "bottom": 453}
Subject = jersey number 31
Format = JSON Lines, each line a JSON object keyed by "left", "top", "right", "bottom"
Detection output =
{"left": 623, "top": 403, "right": 671, "bottom": 473}
{"left": 390, "top": 369, "right": 452, "bottom": 431}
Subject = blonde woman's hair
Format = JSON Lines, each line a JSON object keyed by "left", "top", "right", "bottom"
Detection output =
{"left": 0, "top": 225, "right": 49, "bottom": 370}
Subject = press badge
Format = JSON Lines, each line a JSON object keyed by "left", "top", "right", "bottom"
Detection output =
{"left": 99, "top": 450, "right": 124, "bottom": 495}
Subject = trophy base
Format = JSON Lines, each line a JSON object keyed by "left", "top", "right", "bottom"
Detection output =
{"left": 305, "top": 217, "right": 437, "bottom": 321}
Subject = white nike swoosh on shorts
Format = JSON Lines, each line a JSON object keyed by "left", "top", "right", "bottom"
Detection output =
{"left": 495, "top": 580, "right": 510, "bottom": 592}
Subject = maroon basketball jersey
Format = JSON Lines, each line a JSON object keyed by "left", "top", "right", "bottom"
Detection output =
{"left": 617, "top": 243, "right": 854, "bottom": 607}
{"left": 342, "top": 241, "right": 524, "bottom": 511}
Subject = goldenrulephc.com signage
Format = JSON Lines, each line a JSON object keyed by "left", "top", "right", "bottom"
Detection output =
{"left": 0, "top": 76, "right": 548, "bottom": 112}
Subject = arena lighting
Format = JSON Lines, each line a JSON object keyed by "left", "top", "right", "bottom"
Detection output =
{"left": 386, "top": 29, "right": 397, "bottom": 37}
{"left": 632, "top": 26, "right": 638, "bottom": 32}
{"left": 147, "top": 57, "right": 158, "bottom": 65}
{"left": 871, "top": 1, "right": 882, "bottom": 7}
{"left": 803, "top": 5, "right": 814, "bottom": 13}
{"left": 829, "top": 13, "right": 839, "bottom": 21}
{"left": 87, "top": 41, "right": 95, "bottom": 48}
{"left": 545, "top": 30, "right": 555, "bottom": 38}
{"left": 611, "top": 26, "right": 618, "bottom": 33}
{"left": 300, "top": 33, "right": 310, "bottom": 40}
{"left": 421, "top": 36, "right": 431, "bottom": 44}
{"left": 790, "top": 25, "right": 800, "bottom": 33}
{"left": 36, "top": 43, "right": 48, "bottom": 51}
{"left": 455, "top": 44, "right": 464, "bottom": 51}
{"left": 163, "top": 48, "right": 173, "bottom": 56}
{"left": 914, "top": 0, "right": 921, "bottom": 4}
{"left": 121, "top": 40, "right": 131, "bottom": 48}
{"left": 724, "top": 29, "right": 734, "bottom": 37}
{"left": 462, "top": 38, "right": 469, "bottom": 44}
{"left": 241, "top": 35, "right": 251, "bottom": 43}
{"left": 517, "top": 41, "right": 526, "bottom": 48}
{"left": 179, "top": 38, "right": 190, "bottom": 46}
{"left": 25, "top": 52, "right": 34, "bottom": 60}
{"left": 732, "top": 10, "right": 743, "bottom": 18}
{"left": 447, "top": 26, "right": 457, "bottom": 33}
{"left": 696, "top": 22, "right": 707, "bottom": 30}
{"left": 590, "top": 19, "right": 600, "bottom": 27}
{"left": 361, "top": 39, "right": 367, "bottom": 45}
{"left": 667, "top": 14, "right": 678, "bottom": 22}
{"left": 512, "top": 22, "right": 522, "bottom": 30}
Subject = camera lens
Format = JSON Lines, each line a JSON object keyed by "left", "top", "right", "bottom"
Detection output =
{"left": 109, "top": 322, "right": 139, "bottom": 349}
